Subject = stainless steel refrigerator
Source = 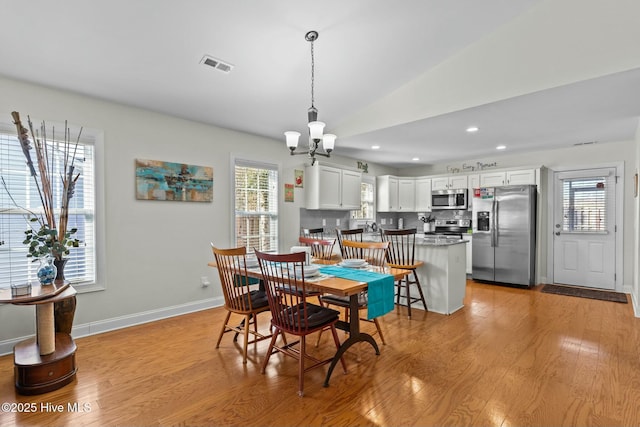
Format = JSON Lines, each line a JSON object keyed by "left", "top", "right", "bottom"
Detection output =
{"left": 472, "top": 185, "right": 536, "bottom": 287}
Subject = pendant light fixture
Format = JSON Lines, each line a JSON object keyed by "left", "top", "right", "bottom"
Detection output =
{"left": 284, "top": 30, "right": 335, "bottom": 165}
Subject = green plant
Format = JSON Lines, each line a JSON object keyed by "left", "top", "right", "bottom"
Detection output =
{"left": 23, "top": 219, "right": 79, "bottom": 260}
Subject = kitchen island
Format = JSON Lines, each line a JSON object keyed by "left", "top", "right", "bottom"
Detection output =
{"left": 413, "top": 236, "right": 467, "bottom": 315}
{"left": 363, "top": 232, "right": 468, "bottom": 315}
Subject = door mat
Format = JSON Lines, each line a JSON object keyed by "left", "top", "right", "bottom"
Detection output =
{"left": 541, "top": 284, "right": 627, "bottom": 303}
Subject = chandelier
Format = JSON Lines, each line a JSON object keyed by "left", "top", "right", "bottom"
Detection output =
{"left": 284, "top": 30, "right": 335, "bottom": 165}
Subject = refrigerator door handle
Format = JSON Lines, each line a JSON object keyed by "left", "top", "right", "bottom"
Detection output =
{"left": 491, "top": 199, "right": 497, "bottom": 247}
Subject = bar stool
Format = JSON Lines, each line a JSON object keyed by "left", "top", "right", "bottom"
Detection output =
{"left": 381, "top": 228, "right": 428, "bottom": 318}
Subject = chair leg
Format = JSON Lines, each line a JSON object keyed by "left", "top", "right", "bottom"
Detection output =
{"left": 298, "top": 335, "right": 306, "bottom": 397}
{"left": 261, "top": 328, "right": 280, "bottom": 374}
{"left": 242, "top": 314, "right": 251, "bottom": 364}
{"left": 373, "top": 317, "right": 386, "bottom": 345}
{"left": 404, "top": 276, "right": 413, "bottom": 318}
{"left": 216, "top": 310, "right": 232, "bottom": 348}
{"left": 412, "top": 270, "right": 428, "bottom": 312}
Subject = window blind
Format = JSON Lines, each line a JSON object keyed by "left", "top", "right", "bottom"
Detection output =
{"left": 234, "top": 161, "right": 278, "bottom": 252}
{"left": 560, "top": 175, "right": 612, "bottom": 233}
{"left": 0, "top": 129, "right": 96, "bottom": 287}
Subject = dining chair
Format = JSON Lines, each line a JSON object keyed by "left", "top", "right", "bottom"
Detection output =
{"left": 300, "top": 227, "right": 325, "bottom": 239}
{"left": 317, "top": 240, "right": 390, "bottom": 349}
{"left": 380, "top": 228, "right": 427, "bottom": 318}
{"left": 254, "top": 250, "right": 347, "bottom": 397}
{"left": 335, "top": 228, "right": 364, "bottom": 257}
{"left": 211, "top": 246, "right": 272, "bottom": 364}
{"left": 298, "top": 236, "right": 336, "bottom": 262}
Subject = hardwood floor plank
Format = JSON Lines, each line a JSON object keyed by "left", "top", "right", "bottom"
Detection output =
{"left": 1, "top": 280, "right": 639, "bottom": 426}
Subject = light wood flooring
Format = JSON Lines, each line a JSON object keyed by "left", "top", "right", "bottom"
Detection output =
{"left": 1, "top": 280, "right": 639, "bottom": 427}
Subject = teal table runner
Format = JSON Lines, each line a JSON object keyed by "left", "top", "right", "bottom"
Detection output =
{"left": 318, "top": 266, "right": 395, "bottom": 319}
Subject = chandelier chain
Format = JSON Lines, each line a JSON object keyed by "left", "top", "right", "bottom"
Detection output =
{"left": 310, "top": 38, "right": 315, "bottom": 108}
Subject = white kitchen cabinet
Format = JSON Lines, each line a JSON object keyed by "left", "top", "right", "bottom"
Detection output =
{"left": 377, "top": 176, "right": 416, "bottom": 212}
{"left": 479, "top": 171, "right": 506, "bottom": 187}
{"left": 467, "top": 174, "right": 480, "bottom": 210}
{"left": 376, "top": 175, "right": 398, "bottom": 212}
{"left": 432, "top": 175, "right": 468, "bottom": 191}
{"left": 479, "top": 168, "right": 537, "bottom": 187}
{"left": 397, "top": 178, "right": 416, "bottom": 211}
{"left": 415, "top": 177, "right": 432, "bottom": 212}
{"left": 506, "top": 169, "right": 536, "bottom": 185}
{"left": 305, "top": 163, "right": 361, "bottom": 210}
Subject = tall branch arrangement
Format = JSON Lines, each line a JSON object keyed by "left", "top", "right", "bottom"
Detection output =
{"left": 10, "top": 111, "right": 83, "bottom": 261}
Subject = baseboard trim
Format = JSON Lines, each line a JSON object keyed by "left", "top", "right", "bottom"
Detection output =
{"left": 0, "top": 297, "right": 224, "bottom": 356}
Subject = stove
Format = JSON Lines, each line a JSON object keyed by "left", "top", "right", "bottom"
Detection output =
{"left": 425, "top": 219, "right": 471, "bottom": 239}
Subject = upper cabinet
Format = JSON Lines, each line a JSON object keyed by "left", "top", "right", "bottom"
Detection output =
{"left": 415, "top": 177, "right": 432, "bottom": 212}
{"left": 377, "top": 176, "right": 416, "bottom": 212}
{"left": 305, "top": 163, "right": 361, "bottom": 210}
{"left": 478, "top": 168, "right": 537, "bottom": 187}
{"left": 432, "top": 175, "right": 468, "bottom": 191}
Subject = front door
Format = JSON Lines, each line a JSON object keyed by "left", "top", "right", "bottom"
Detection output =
{"left": 552, "top": 168, "right": 616, "bottom": 289}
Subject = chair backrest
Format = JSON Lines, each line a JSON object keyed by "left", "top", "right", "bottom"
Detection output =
{"left": 300, "top": 227, "right": 324, "bottom": 239}
{"left": 380, "top": 228, "right": 417, "bottom": 266}
{"left": 341, "top": 240, "right": 389, "bottom": 267}
{"left": 335, "top": 228, "right": 364, "bottom": 256}
{"left": 298, "top": 236, "right": 336, "bottom": 260}
{"left": 212, "top": 245, "right": 260, "bottom": 312}
{"left": 255, "top": 250, "right": 315, "bottom": 335}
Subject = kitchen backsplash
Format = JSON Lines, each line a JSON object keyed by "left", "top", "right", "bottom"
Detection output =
{"left": 300, "top": 208, "right": 470, "bottom": 236}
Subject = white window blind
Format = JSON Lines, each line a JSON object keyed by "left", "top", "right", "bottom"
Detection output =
{"left": 560, "top": 175, "right": 611, "bottom": 233}
{"left": 351, "top": 178, "right": 375, "bottom": 220}
{"left": 234, "top": 160, "right": 278, "bottom": 252}
{"left": 0, "top": 128, "right": 96, "bottom": 287}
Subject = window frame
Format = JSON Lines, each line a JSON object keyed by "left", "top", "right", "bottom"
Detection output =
{"left": 0, "top": 120, "right": 104, "bottom": 292}
{"left": 232, "top": 157, "right": 279, "bottom": 253}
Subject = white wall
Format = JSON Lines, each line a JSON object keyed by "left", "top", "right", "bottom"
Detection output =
{"left": 634, "top": 120, "right": 640, "bottom": 315}
{"left": 0, "top": 75, "right": 394, "bottom": 351}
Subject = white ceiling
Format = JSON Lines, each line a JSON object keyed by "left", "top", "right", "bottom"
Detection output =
{"left": 1, "top": 0, "right": 639, "bottom": 169}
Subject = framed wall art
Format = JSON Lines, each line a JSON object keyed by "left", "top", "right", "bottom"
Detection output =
{"left": 135, "top": 159, "right": 213, "bottom": 202}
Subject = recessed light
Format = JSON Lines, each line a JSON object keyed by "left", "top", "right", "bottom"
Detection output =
{"left": 496, "top": 145, "right": 506, "bottom": 150}
{"left": 412, "top": 157, "right": 420, "bottom": 161}
{"left": 466, "top": 126, "right": 479, "bottom": 133}
{"left": 371, "top": 145, "right": 380, "bottom": 150}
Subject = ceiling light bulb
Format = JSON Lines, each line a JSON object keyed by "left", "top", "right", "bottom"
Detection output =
{"left": 371, "top": 145, "right": 380, "bottom": 150}
{"left": 466, "top": 126, "right": 479, "bottom": 133}
{"left": 412, "top": 157, "right": 420, "bottom": 161}
{"left": 496, "top": 145, "right": 506, "bottom": 150}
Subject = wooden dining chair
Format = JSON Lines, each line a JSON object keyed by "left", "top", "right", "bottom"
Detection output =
{"left": 300, "top": 227, "right": 325, "bottom": 239}
{"left": 380, "top": 228, "right": 427, "bottom": 318}
{"left": 254, "top": 250, "right": 347, "bottom": 397}
{"left": 335, "top": 228, "right": 364, "bottom": 257}
{"left": 211, "top": 246, "right": 272, "bottom": 364}
{"left": 317, "top": 240, "right": 390, "bottom": 349}
{"left": 298, "top": 236, "right": 336, "bottom": 262}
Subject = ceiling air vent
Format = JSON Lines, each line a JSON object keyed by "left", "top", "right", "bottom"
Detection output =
{"left": 200, "top": 55, "right": 234, "bottom": 74}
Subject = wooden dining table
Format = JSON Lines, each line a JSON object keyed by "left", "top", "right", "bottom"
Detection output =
{"left": 208, "top": 258, "right": 409, "bottom": 387}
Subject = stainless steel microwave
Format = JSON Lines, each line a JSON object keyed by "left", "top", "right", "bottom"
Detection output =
{"left": 431, "top": 188, "right": 468, "bottom": 210}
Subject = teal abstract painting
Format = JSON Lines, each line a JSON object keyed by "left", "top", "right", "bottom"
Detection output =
{"left": 135, "top": 159, "right": 213, "bottom": 202}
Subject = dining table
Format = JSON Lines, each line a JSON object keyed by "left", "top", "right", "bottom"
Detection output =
{"left": 207, "top": 257, "right": 410, "bottom": 387}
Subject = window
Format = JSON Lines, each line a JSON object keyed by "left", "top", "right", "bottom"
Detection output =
{"left": 351, "top": 176, "right": 375, "bottom": 220}
{"left": 0, "top": 125, "right": 96, "bottom": 287}
{"left": 234, "top": 160, "right": 278, "bottom": 252}
{"left": 560, "top": 175, "right": 611, "bottom": 233}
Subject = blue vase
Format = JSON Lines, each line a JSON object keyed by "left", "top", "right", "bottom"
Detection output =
{"left": 37, "top": 256, "right": 57, "bottom": 285}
